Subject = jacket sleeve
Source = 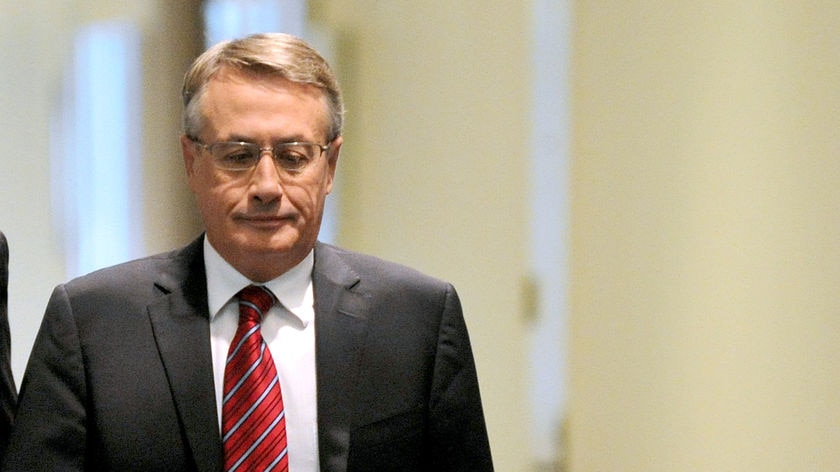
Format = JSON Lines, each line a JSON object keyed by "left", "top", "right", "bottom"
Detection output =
{"left": 427, "top": 284, "right": 494, "bottom": 471}
{"left": 2, "top": 284, "right": 88, "bottom": 471}
{"left": 0, "top": 232, "right": 17, "bottom": 459}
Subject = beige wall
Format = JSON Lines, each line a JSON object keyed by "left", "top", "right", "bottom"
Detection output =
{"left": 570, "top": 1, "right": 840, "bottom": 470}
{"left": 1, "top": 2, "right": 72, "bottom": 373}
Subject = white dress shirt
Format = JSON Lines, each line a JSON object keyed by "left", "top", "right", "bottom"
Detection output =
{"left": 204, "top": 237, "right": 319, "bottom": 472}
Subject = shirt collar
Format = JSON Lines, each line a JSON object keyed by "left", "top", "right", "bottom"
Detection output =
{"left": 204, "top": 236, "right": 314, "bottom": 325}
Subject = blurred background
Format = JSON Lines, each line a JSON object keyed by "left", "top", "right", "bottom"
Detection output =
{"left": 1, "top": 1, "right": 839, "bottom": 471}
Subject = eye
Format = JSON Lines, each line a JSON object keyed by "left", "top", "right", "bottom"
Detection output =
{"left": 275, "top": 148, "right": 311, "bottom": 171}
{"left": 216, "top": 143, "right": 259, "bottom": 169}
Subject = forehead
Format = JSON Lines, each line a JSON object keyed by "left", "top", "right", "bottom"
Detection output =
{"left": 200, "top": 66, "right": 330, "bottom": 140}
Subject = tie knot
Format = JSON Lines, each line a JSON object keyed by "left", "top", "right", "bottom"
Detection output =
{"left": 237, "top": 285, "right": 275, "bottom": 324}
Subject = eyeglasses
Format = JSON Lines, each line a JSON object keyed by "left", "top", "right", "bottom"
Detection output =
{"left": 189, "top": 137, "right": 330, "bottom": 173}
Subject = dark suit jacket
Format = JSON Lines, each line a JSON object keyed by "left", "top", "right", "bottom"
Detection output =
{"left": 2, "top": 237, "right": 492, "bottom": 471}
{"left": 0, "top": 232, "right": 17, "bottom": 458}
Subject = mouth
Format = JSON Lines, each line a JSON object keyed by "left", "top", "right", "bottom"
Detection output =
{"left": 237, "top": 213, "right": 296, "bottom": 229}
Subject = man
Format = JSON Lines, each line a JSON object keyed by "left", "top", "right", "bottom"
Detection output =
{"left": 3, "top": 33, "right": 492, "bottom": 471}
{"left": 0, "top": 232, "right": 16, "bottom": 458}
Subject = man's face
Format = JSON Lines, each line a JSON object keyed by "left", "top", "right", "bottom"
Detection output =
{"left": 181, "top": 66, "right": 341, "bottom": 282}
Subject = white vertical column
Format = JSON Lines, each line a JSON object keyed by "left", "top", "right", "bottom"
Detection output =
{"left": 529, "top": 0, "right": 569, "bottom": 467}
{"left": 203, "top": 0, "right": 307, "bottom": 46}
{"left": 53, "top": 21, "right": 143, "bottom": 278}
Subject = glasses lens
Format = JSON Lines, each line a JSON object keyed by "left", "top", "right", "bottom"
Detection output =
{"left": 273, "top": 143, "right": 318, "bottom": 172}
{"left": 211, "top": 142, "right": 260, "bottom": 170}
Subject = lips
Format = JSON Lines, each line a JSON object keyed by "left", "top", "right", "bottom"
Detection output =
{"left": 237, "top": 213, "right": 296, "bottom": 228}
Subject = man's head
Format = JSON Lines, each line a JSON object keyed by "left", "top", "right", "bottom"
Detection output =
{"left": 180, "top": 33, "right": 345, "bottom": 282}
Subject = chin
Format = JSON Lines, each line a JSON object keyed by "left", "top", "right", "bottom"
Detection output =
{"left": 254, "top": 232, "right": 310, "bottom": 255}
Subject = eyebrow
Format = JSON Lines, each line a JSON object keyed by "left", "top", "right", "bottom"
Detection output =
{"left": 224, "top": 133, "right": 312, "bottom": 144}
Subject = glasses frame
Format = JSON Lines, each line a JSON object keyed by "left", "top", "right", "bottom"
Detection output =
{"left": 188, "top": 136, "right": 331, "bottom": 173}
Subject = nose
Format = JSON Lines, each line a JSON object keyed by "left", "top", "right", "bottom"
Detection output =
{"left": 249, "top": 150, "right": 284, "bottom": 204}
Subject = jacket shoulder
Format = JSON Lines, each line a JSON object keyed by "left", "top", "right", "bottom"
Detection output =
{"left": 60, "top": 237, "right": 203, "bottom": 300}
{"left": 315, "top": 243, "right": 450, "bottom": 291}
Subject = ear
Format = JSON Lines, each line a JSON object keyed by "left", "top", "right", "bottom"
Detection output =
{"left": 181, "top": 135, "right": 198, "bottom": 178}
{"left": 325, "top": 136, "right": 342, "bottom": 194}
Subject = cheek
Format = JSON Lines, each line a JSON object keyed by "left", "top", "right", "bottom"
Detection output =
{"left": 191, "top": 172, "right": 244, "bottom": 217}
{"left": 283, "top": 187, "right": 315, "bottom": 214}
{"left": 194, "top": 188, "right": 224, "bottom": 226}
{"left": 288, "top": 180, "right": 331, "bottom": 214}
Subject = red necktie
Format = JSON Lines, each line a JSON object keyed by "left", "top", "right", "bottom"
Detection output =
{"left": 222, "top": 285, "right": 289, "bottom": 472}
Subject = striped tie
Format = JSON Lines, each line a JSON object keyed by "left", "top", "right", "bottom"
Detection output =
{"left": 222, "top": 285, "right": 289, "bottom": 472}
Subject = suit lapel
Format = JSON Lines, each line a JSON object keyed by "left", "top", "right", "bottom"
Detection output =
{"left": 313, "top": 243, "right": 371, "bottom": 472}
{"left": 147, "top": 238, "right": 222, "bottom": 472}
